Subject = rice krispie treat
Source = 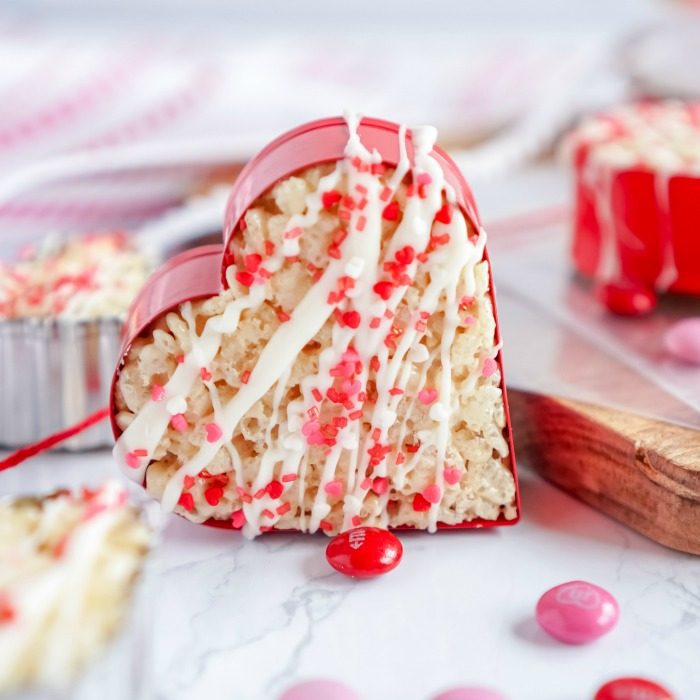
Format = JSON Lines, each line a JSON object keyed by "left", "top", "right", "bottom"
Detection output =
{"left": 113, "top": 118, "right": 517, "bottom": 538}
{"left": 0, "top": 232, "right": 150, "bottom": 320}
{"left": 0, "top": 483, "right": 151, "bottom": 692}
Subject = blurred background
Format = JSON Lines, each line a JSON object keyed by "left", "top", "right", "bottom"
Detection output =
{"left": 1, "top": 0, "right": 699, "bottom": 246}
{"left": 1, "top": 0, "right": 700, "bottom": 429}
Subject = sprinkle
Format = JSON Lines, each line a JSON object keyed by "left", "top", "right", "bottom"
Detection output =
{"left": 322, "top": 190, "right": 342, "bottom": 208}
{"left": 418, "top": 388, "right": 437, "bottom": 405}
{"left": 382, "top": 201, "right": 400, "bottom": 221}
{"left": 231, "top": 510, "right": 246, "bottom": 529}
{"left": 444, "top": 467, "right": 462, "bottom": 485}
{"left": 178, "top": 492, "right": 195, "bottom": 512}
{"left": 277, "top": 502, "right": 292, "bottom": 516}
{"left": 151, "top": 384, "right": 165, "bottom": 402}
{"left": 312, "top": 388, "right": 323, "bottom": 402}
{"left": 341, "top": 310, "right": 361, "bottom": 329}
{"left": 395, "top": 452, "right": 405, "bottom": 465}
{"left": 183, "top": 475, "right": 196, "bottom": 489}
{"left": 352, "top": 515, "right": 363, "bottom": 527}
{"left": 435, "top": 203, "right": 452, "bottom": 224}
{"left": 482, "top": 357, "right": 498, "bottom": 377}
{"left": 416, "top": 172, "right": 433, "bottom": 186}
{"left": 412, "top": 493, "right": 431, "bottom": 512}
{"left": 379, "top": 185, "right": 392, "bottom": 201}
{"left": 373, "top": 280, "right": 394, "bottom": 300}
{"left": 307, "top": 406, "right": 319, "bottom": 419}
{"left": 355, "top": 184, "right": 368, "bottom": 195}
{"left": 342, "top": 379, "right": 361, "bottom": 396}
{"left": 0, "top": 594, "right": 15, "bottom": 625}
{"left": 235, "top": 270, "right": 255, "bottom": 287}
{"left": 370, "top": 356, "right": 380, "bottom": 372}
{"left": 281, "top": 473, "right": 298, "bottom": 483}
{"left": 264, "top": 240, "right": 276, "bottom": 256}
{"left": 406, "top": 441, "right": 420, "bottom": 453}
{"left": 125, "top": 452, "right": 140, "bottom": 469}
{"left": 324, "top": 480, "right": 344, "bottom": 498}
{"left": 370, "top": 317, "right": 381, "bottom": 329}
{"left": 277, "top": 308, "right": 291, "bottom": 323}
{"left": 459, "top": 295, "right": 474, "bottom": 308}
{"left": 349, "top": 409, "right": 363, "bottom": 420}
{"left": 416, "top": 252, "right": 429, "bottom": 263}
{"left": 342, "top": 195, "right": 356, "bottom": 210}
{"left": 205, "top": 422, "right": 223, "bottom": 443}
{"left": 356, "top": 215, "right": 367, "bottom": 232}
{"left": 463, "top": 315, "right": 476, "bottom": 326}
{"left": 395, "top": 246, "right": 415, "bottom": 265}
{"left": 319, "top": 519, "right": 334, "bottom": 532}
{"left": 205, "top": 486, "right": 224, "bottom": 506}
{"left": 244, "top": 253, "right": 262, "bottom": 273}
{"left": 360, "top": 477, "right": 372, "bottom": 490}
{"left": 240, "top": 370, "right": 251, "bottom": 385}
{"left": 262, "top": 509, "right": 275, "bottom": 519}
{"left": 372, "top": 477, "right": 389, "bottom": 495}
{"left": 284, "top": 227, "right": 303, "bottom": 240}
{"left": 171, "top": 414, "right": 188, "bottom": 432}
{"left": 236, "top": 487, "right": 253, "bottom": 503}
{"left": 389, "top": 387, "right": 403, "bottom": 396}
{"left": 266, "top": 480, "right": 284, "bottom": 499}
{"left": 176, "top": 354, "right": 185, "bottom": 364}
{"left": 254, "top": 488, "right": 266, "bottom": 500}
{"left": 422, "top": 484, "right": 442, "bottom": 504}
{"left": 200, "top": 367, "right": 212, "bottom": 381}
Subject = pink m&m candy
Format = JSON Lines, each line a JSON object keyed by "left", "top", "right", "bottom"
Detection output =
{"left": 663, "top": 317, "right": 700, "bottom": 365}
{"left": 326, "top": 527, "right": 402, "bottom": 579}
{"left": 278, "top": 679, "right": 359, "bottom": 700}
{"left": 594, "top": 677, "right": 674, "bottom": 700}
{"left": 432, "top": 688, "right": 507, "bottom": 700}
{"left": 596, "top": 282, "right": 657, "bottom": 317}
{"left": 536, "top": 580, "right": 619, "bottom": 644}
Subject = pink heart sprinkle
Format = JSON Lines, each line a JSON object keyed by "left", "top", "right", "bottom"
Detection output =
{"left": 324, "top": 479, "right": 344, "bottom": 498}
{"left": 444, "top": 467, "right": 461, "bottom": 485}
{"left": 482, "top": 357, "right": 498, "bottom": 377}
{"left": 418, "top": 388, "right": 437, "bottom": 405}
{"left": 302, "top": 419, "right": 319, "bottom": 437}
{"left": 231, "top": 509, "right": 246, "bottom": 529}
{"left": 171, "top": 414, "right": 188, "bottom": 432}
{"left": 205, "top": 423, "right": 223, "bottom": 443}
{"left": 422, "top": 484, "right": 442, "bottom": 504}
{"left": 342, "top": 379, "right": 361, "bottom": 395}
{"left": 125, "top": 452, "right": 140, "bottom": 469}
{"left": 372, "top": 476, "right": 389, "bottom": 495}
{"left": 463, "top": 315, "right": 476, "bottom": 326}
{"left": 307, "top": 431, "right": 325, "bottom": 446}
{"left": 150, "top": 384, "right": 165, "bottom": 402}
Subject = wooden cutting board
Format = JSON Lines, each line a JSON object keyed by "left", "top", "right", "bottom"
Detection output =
{"left": 508, "top": 389, "right": 700, "bottom": 555}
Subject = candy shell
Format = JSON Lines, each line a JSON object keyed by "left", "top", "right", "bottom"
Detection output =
{"left": 594, "top": 677, "right": 674, "bottom": 700}
{"left": 432, "top": 688, "right": 507, "bottom": 700}
{"left": 536, "top": 580, "right": 619, "bottom": 644}
{"left": 326, "top": 527, "right": 402, "bottom": 579}
{"left": 663, "top": 317, "right": 700, "bottom": 365}
{"left": 596, "top": 282, "right": 657, "bottom": 316}
{"left": 278, "top": 679, "right": 359, "bottom": 700}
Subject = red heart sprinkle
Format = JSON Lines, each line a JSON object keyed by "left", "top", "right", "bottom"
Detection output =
{"left": 178, "top": 492, "right": 195, "bottom": 512}
{"left": 266, "top": 480, "right": 284, "bottom": 499}
{"left": 342, "top": 310, "right": 361, "bottom": 329}
{"left": 231, "top": 509, "right": 246, "bottom": 529}
{"left": 412, "top": 493, "right": 431, "bottom": 512}
{"left": 322, "top": 190, "right": 342, "bottom": 208}
{"left": 435, "top": 203, "right": 452, "bottom": 224}
{"left": 205, "top": 486, "right": 224, "bottom": 506}
{"left": 373, "top": 280, "right": 394, "bottom": 300}
{"left": 382, "top": 201, "right": 400, "bottom": 221}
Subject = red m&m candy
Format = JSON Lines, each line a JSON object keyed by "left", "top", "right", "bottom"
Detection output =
{"left": 594, "top": 677, "right": 674, "bottom": 700}
{"left": 278, "top": 680, "right": 359, "bottom": 700}
{"left": 536, "top": 580, "right": 619, "bottom": 644}
{"left": 326, "top": 527, "right": 402, "bottom": 578}
{"left": 596, "top": 282, "right": 657, "bottom": 317}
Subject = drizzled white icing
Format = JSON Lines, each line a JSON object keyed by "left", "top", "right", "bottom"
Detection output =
{"left": 115, "top": 115, "right": 496, "bottom": 537}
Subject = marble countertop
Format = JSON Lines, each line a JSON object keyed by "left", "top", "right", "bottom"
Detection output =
{"left": 1, "top": 450, "right": 697, "bottom": 700}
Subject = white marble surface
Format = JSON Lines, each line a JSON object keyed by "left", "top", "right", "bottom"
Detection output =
{"left": 1, "top": 450, "right": 698, "bottom": 700}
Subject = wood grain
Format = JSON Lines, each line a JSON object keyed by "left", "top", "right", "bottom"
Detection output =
{"left": 509, "top": 389, "right": 700, "bottom": 555}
